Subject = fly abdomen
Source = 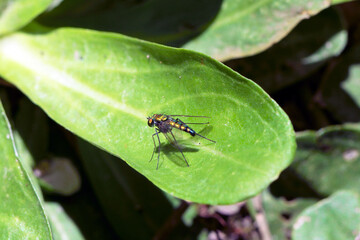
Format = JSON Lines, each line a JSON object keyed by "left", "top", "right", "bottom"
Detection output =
{"left": 182, "top": 125, "right": 195, "bottom": 136}
{"left": 169, "top": 120, "right": 196, "bottom": 136}
{"left": 186, "top": 128, "right": 196, "bottom": 136}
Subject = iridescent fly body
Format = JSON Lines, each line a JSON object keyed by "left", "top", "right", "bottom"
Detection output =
{"left": 147, "top": 114, "right": 216, "bottom": 169}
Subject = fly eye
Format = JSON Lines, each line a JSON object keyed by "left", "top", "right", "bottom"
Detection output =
{"left": 147, "top": 118, "right": 154, "bottom": 127}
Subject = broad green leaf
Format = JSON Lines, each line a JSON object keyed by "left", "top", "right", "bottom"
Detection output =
{"left": 0, "top": 26, "right": 295, "bottom": 204}
{"left": 45, "top": 202, "right": 84, "bottom": 240}
{"left": 13, "top": 130, "right": 43, "bottom": 199}
{"left": 0, "top": 101, "right": 52, "bottom": 239}
{"left": 13, "top": 119, "right": 83, "bottom": 237}
{"left": 0, "top": 0, "right": 52, "bottom": 35}
{"left": 292, "top": 124, "right": 360, "bottom": 196}
{"left": 227, "top": 7, "right": 346, "bottom": 94}
{"left": 183, "top": 0, "right": 351, "bottom": 61}
{"left": 262, "top": 190, "right": 316, "bottom": 240}
{"left": 77, "top": 138, "right": 173, "bottom": 239}
{"left": 292, "top": 191, "right": 360, "bottom": 240}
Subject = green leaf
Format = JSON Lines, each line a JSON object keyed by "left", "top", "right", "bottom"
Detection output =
{"left": 292, "top": 191, "right": 360, "bottom": 240}
{"left": 45, "top": 202, "right": 84, "bottom": 240}
{"left": 183, "top": 0, "right": 351, "bottom": 61}
{"left": 13, "top": 130, "right": 44, "bottom": 199}
{"left": 227, "top": 6, "right": 346, "bottom": 94}
{"left": 292, "top": 124, "right": 360, "bottom": 196}
{"left": 0, "top": 101, "right": 52, "bottom": 239}
{"left": 262, "top": 190, "right": 316, "bottom": 240}
{"left": 77, "top": 138, "right": 173, "bottom": 239}
{"left": 0, "top": 0, "right": 52, "bottom": 35}
{"left": 0, "top": 27, "right": 295, "bottom": 204}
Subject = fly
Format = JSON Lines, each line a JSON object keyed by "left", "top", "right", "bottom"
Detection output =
{"left": 147, "top": 114, "right": 216, "bottom": 169}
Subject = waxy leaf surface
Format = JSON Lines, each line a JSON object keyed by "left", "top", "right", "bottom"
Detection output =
{"left": 0, "top": 101, "right": 52, "bottom": 239}
{"left": 183, "top": 0, "right": 351, "bottom": 61}
{"left": 262, "top": 191, "right": 316, "bottom": 240}
{"left": 292, "top": 191, "right": 360, "bottom": 240}
{"left": 45, "top": 202, "right": 84, "bottom": 240}
{"left": 0, "top": 27, "right": 295, "bottom": 204}
{"left": 293, "top": 124, "right": 360, "bottom": 196}
{"left": 228, "top": 7, "right": 346, "bottom": 94}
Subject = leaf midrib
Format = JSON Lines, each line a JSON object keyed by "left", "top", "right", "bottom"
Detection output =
{"left": 0, "top": 38, "right": 146, "bottom": 120}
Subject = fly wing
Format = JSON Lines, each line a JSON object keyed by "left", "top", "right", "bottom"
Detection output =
{"left": 163, "top": 130, "right": 186, "bottom": 150}
{"left": 175, "top": 118, "right": 215, "bottom": 144}
{"left": 167, "top": 115, "right": 210, "bottom": 118}
{"left": 161, "top": 127, "right": 190, "bottom": 167}
{"left": 170, "top": 117, "right": 210, "bottom": 125}
{"left": 162, "top": 131, "right": 182, "bottom": 150}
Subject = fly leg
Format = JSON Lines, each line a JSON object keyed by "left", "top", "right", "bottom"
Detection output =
{"left": 150, "top": 128, "right": 162, "bottom": 169}
{"left": 169, "top": 130, "right": 189, "bottom": 167}
{"left": 175, "top": 118, "right": 209, "bottom": 125}
{"left": 168, "top": 115, "right": 210, "bottom": 118}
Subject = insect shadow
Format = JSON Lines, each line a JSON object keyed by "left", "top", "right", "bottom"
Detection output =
{"left": 160, "top": 143, "right": 199, "bottom": 167}
{"left": 196, "top": 125, "right": 214, "bottom": 140}
{"left": 153, "top": 125, "right": 214, "bottom": 168}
